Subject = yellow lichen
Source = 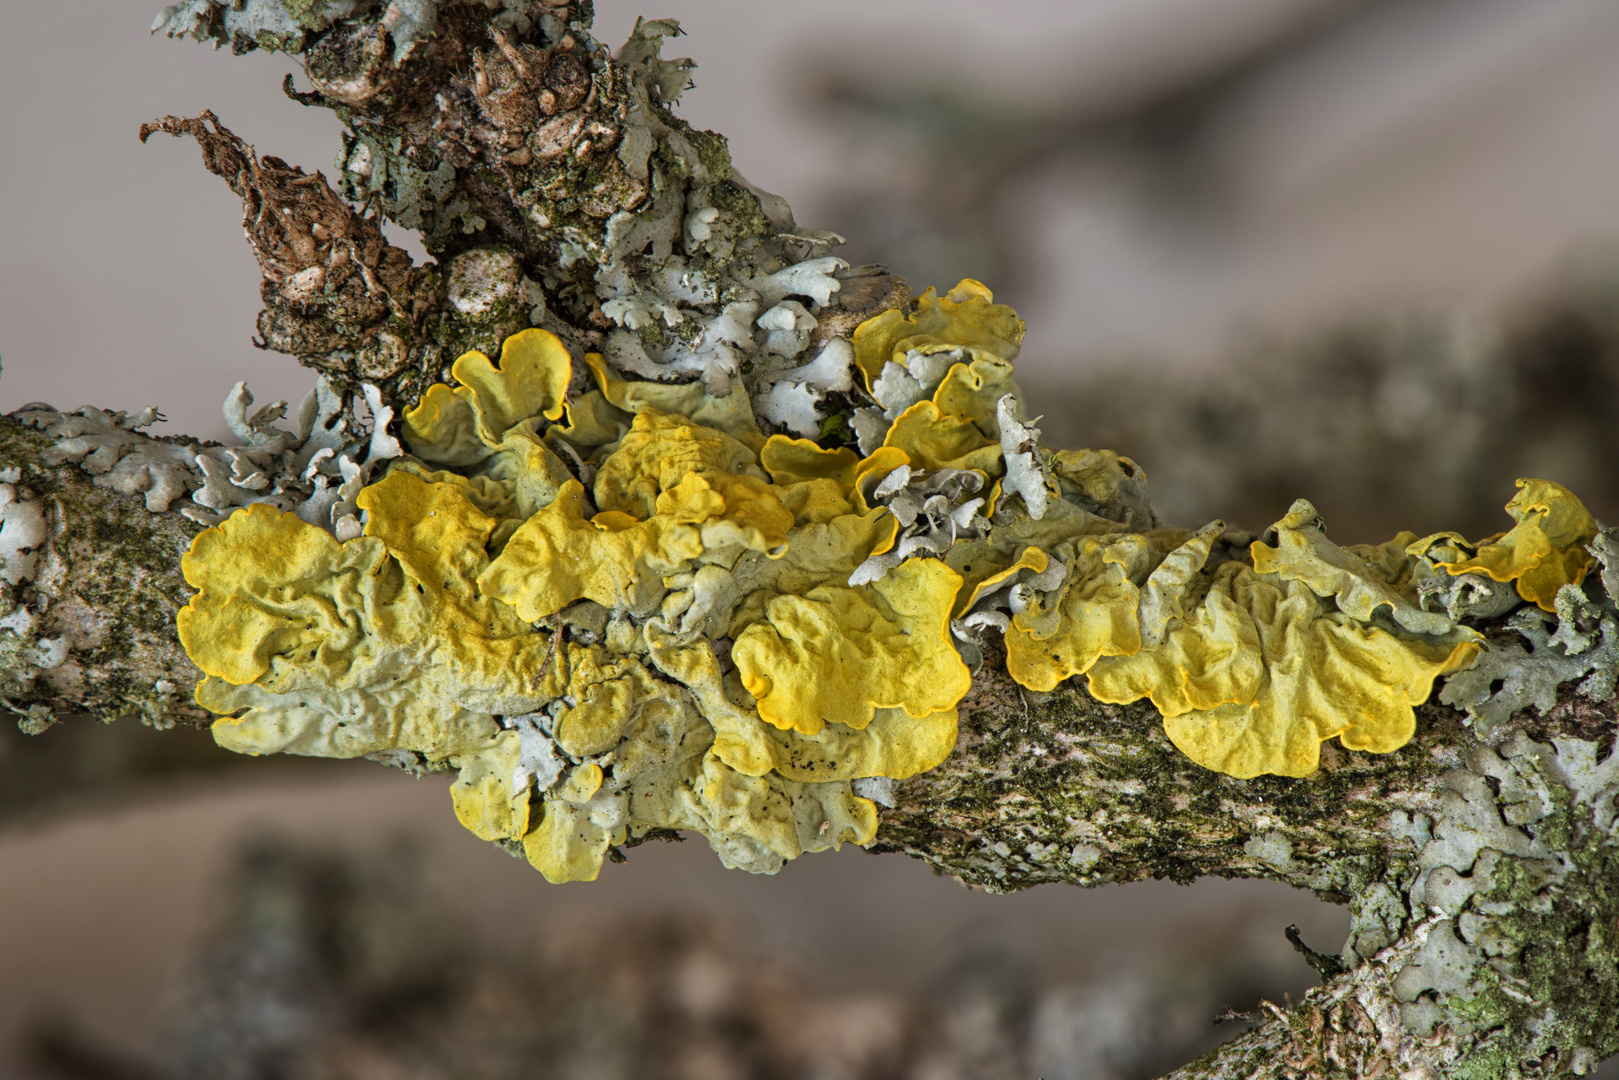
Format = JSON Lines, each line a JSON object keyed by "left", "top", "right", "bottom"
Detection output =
{"left": 178, "top": 502, "right": 376, "bottom": 688}
{"left": 759, "top": 436, "right": 861, "bottom": 488}
{"left": 1409, "top": 478, "right": 1598, "bottom": 611}
{"left": 404, "top": 328, "right": 572, "bottom": 465}
{"left": 852, "top": 278, "right": 1025, "bottom": 391}
{"left": 931, "top": 356, "right": 1019, "bottom": 438}
{"left": 584, "top": 353, "right": 766, "bottom": 451}
{"left": 1086, "top": 509, "right": 1482, "bottom": 778}
{"left": 477, "top": 478, "right": 702, "bottom": 618}
{"left": 178, "top": 321, "right": 985, "bottom": 881}
{"left": 1252, "top": 500, "right": 1456, "bottom": 637}
{"left": 647, "top": 635, "right": 957, "bottom": 783}
{"left": 882, "top": 400, "right": 1004, "bottom": 476}
{"left": 478, "top": 465, "right": 794, "bottom": 621}
{"left": 178, "top": 276, "right": 1567, "bottom": 874}
{"left": 593, "top": 407, "right": 765, "bottom": 517}
{"left": 731, "top": 558, "right": 970, "bottom": 734}
{"left": 1001, "top": 534, "right": 1149, "bottom": 693}
{"left": 451, "top": 729, "right": 531, "bottom": 841}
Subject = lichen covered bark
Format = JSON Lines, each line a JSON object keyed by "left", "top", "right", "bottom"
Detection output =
{"left": 3, "top": 2, "right": 1617, "bottom": 1077}
{"left": 883, "top": 656, "right": 1619, "bottom": 1076}
{"left": 0, "top": 417, "right": 208, "bottom": 730}
{"left": 879, "top": 659, "right": 1454, "bottom": 895}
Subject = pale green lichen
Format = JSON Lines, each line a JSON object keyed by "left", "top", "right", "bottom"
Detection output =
{"left": 1370, "top": 731, "right": 1619, "bottom": 1070}
{"left": 152, "top": 0, "right": 368, "bottom": 55}
{"left": 1592, "top": 527, "right": 1619, "bottom": 611}
{"left": 1405, "top": 490, "right": 1619, "bottom": 734}
{"left": 0, "top": 480, "right": 64, "bottom": 724}
{"left": 337, "top": 132, "right": 467, "bottom": 251}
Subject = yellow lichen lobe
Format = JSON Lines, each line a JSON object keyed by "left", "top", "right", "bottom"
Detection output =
{"left": 450, "top": 729, "right": 531, "bottom": 841}
{"left": 882, "top": 400, "right": 1004, "bottom": 476}
{"left": 478, "top": 478, "right": 702, "bottom": 619}
{"left": 404, "top": 327, "right": 572, "bottom": 465}
{"left": 852, "top": 278, "right": 1025, "bottom": 390}
{"left": 593, "top": 408, "right": 762, "bottom": 517}
{"left": 178, "top": 503, "right": 366, "bottom": 686}
{"left": 1083, "top": 509, "right": 1481, "bottom": 778}
{"left": 1251, "top": 499, "right": 1456, "bottom": 637}
{"left": 1001, "top": 535, "right": 1148, "bottom": 693}
{"left": 524, "top": 795, "right": 617, "bottom": 884}
{"left": 1410, "top": 478, "right": 1598, "bottom": 611}
{"left": 732, "top": 558, "right": 970, "bottom": 735}
{"left": 760, "top": 436, "right": 861, "bottom": 488}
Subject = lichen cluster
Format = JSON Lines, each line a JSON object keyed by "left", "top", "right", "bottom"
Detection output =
{"left": 13, "top": 379, "right": 397, "bottom": 535}
{"left": 153, "top": 0, "right": 558, "bottom": 64}
{"left": 168, "top": 274, "right": 1614, "bottom": 882}
{"left": 144, "top": 8, "right": 914, "bottom": 476}
{"left": 177, "top": 323, "right": 960, "bottom": 882}
{"left": 1348, "top": 731, "right": 1619, "bottom": 1073}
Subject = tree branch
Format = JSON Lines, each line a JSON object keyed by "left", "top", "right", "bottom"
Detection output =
{"left": 3, "top": 3, "right": 1617, "bottom": 1077}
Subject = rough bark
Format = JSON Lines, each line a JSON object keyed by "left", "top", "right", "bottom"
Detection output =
{"left": 3, "top": 3, "right": 1617, "bottom": 1078}
{"left": 0, "top": 417, "right": 209, "bottom": 730}
{"left": 882, "top": 657, "right": 1619, "bottom": 1078}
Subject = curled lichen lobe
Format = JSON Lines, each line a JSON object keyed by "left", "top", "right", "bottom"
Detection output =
{"left": 1410, "top": 478, "right": 1598, "bottom": 611}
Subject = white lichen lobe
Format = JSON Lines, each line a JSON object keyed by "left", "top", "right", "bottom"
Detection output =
{"left": 15, "top": 378, "right": 400, "bottom": 538}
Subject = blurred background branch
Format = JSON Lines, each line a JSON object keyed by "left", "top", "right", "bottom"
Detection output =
{"left": 13, "top": 836, "right": 1333, "bottom": 1080}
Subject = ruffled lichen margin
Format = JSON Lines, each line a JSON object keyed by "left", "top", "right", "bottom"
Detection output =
{"left": 1, "top": 3, "right": 1617, "bottom": 1076}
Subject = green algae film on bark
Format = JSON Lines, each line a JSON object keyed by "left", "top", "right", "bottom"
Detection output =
{"left": 874, "top": 660, "right": 1460, "bottom": 896}
{"left": 0, "top": 416, "right": 209, "bottom": 729}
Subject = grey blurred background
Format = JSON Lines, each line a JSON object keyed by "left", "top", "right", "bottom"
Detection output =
{"left": 4, "top": 0, "right": 1619, "bottom": 1075}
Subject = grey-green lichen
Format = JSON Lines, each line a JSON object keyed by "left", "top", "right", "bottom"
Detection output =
{"left": 849, "top": 464, "right": 990, "bottom": 586}
{"left": 336, "top": 129, "right": 470, "bottom": 248}
{"left": 1438, "top": 584, "right": 1619, "bottom": 732}
{"left": 153, "top": 0, "right": 564, "bottom": 63}
{"left": 1377, "top": 732, "right": 1619, "bottom": 1073}
{"left": 13, "top": 377, "right": 399, "bottom": 536}
{"left": 0, "top": 471, "right": 63, "bottom": 728}
{"left": 538, "top": 21, "right": 884, "bottom": 433}
{"left": 1593, "top": 527, "right": 1619, "bottom": 611}
{"left": 154, "top": 5, "right": 906, "bottom": 448}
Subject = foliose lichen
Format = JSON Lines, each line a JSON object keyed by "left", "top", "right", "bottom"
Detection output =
{"left": 1407, "top": 492, "right": 1619, "bottom": 737}
{"left": 1374, "top": 732, "right": 1619, "bottom": 1073}
{"left": 177, "top": 327, "right": 933, "bottom": 882}
{"left": 0, "top": 475, "right": 63, "bottom": 730}
{"left": 1410, "top": 479, "right": 1599, "bottom": 613}
{"left": 1438, "top": 586, "right": 1619, "bottom": 733}
{"left": 164, "top": 270, "right": 1614, "bottom": 881}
